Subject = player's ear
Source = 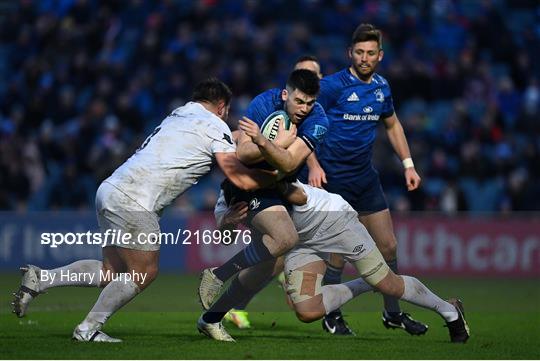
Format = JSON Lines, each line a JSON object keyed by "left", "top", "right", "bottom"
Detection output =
{"left": 347, "top": 47, "right": 353, "bottom": 60}
{"left": 216, "top": 100, "right": 227, "bottom": 118}
{"left": 281, "top": 89, "right": 288, "bottom": 102}
{"left": 378, "top": 49, "right": 384, "bottom": 62}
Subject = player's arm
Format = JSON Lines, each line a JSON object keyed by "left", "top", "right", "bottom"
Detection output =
{"left": 305, "top": 152, "right": 327, "bottom": 188}
{"left": 240, "top": 117, "right": 311, "bottom": 173}
{"left": 237, "top": 119, "right": 297, "bottom": 165}
{"left": 231, "top": 130, "right": 241, "bottom": 143}
{"left": 215, "top": 152, "right": 277, "bottom": 191}
{"left": 236, "top": 130, "right": 265, "bottom": 164}
{"left": 214, "top": 195, "right": 248, "bottom": 246}
{"left": 216, "top": 201, "right": 248, "bottom": 231}
{"left": 260, "top": 138, "right": 312, "bottom": 174}
{"left": 258, "top": 138, "right": 311, "bottom": 174}
{"left": 382, "top": 112, "right": 421, "bottom": 191}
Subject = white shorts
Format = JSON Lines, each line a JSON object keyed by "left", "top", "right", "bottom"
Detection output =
{"left": 285, "top": 217, "right": 376, "bottom": 272}
{"left": 95, "top": 181, "right": 161, "bottom": 251}
{"left": 284, "top": 246, "right": 390, "bottom": 304}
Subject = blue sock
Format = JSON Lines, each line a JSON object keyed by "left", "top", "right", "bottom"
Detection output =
{"left": 213, "top": 239, "right": 273, "bottom": 282}
{"left": 234, "top": 274, "right": 274, "bottom": 310}
{"left": 203, "top": 276, "right": 249, "bottom": 324}
{"left": 323, "top": 265, "right": 343, "bottom": 285}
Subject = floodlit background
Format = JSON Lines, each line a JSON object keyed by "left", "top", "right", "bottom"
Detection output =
{"left": 0, "top": 0, "right": 538, "bottom": 276}
{"left": 0, "top": 2, "right": 538, "bottom": 358}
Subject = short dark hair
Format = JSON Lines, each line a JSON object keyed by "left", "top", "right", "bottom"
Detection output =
{"left": 191, "top": 78, "right": 232, "bottom": 106}
{"left": 351, "top": 23, "right": 382, "bottom": 49}
{"left": 286, "top": 69, "right": 320, "bottom": 96}
{"left": 295, "top": 55, "right": 319, "bottom": 64}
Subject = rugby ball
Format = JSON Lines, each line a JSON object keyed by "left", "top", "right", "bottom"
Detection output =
{"left": 260, "top": 110, "right": 291, "bottom": 141}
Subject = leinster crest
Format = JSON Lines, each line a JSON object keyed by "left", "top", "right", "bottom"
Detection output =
{"left": 374, "top": 88, "right": 384, "bottom": 103}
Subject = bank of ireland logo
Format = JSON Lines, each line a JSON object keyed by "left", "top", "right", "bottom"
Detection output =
{"left": 363, "top": 106, "right": 373, "bottom": 113}
{"left": 249, "top": 198, "right": 260, "bottom": 210}
{"left": 374, "top": 88, "right": 384, "bottom": 103}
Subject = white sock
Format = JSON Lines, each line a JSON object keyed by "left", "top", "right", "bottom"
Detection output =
{"left": 321, "top": 277, "right": 373, "bottom": 314}
{"left": 39, "top": 260, "right": 102, "bottom": 291}
{"left": 78, "top": 275, "right": 140, "bottom": 331}
{"left": 401, "top": 276, "right": 458, "bottom": 322}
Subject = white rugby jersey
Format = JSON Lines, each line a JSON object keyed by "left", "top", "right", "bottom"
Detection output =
{"left": 214, "top": 182, "right": 357, "bottom": 242}
{"left": 291, "top": 182, "right": 357, "bottom": 241}
{"left": 105, "top": 102, "right": 236, "bottom": 214}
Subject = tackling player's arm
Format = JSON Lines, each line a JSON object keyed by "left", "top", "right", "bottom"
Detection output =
{"left": 382, "top": 112, "right": 421, "bottom": 191}
{"left": 239, "top": 117, "right": 311, "bottom": 174}
{"left": 216, "top": 201, "right": 248, "bottom": 231}
{"left": 215, "top": 152, "right": 277, "bottom": 191}
{"left": 236, "top": 131, "right": 265, "bottom": 164}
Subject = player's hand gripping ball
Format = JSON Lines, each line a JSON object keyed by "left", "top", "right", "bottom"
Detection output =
{"left": 260, "top": 110, "right": 291, "bottom": 141}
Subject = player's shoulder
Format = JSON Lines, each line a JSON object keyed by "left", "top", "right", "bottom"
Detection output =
{"left": 296, "top": 182, "right": 331, "bottom": 206}
{"left": 372, "top": 73, "right": 391, "bottom": 89}
{"left": 246, "top": 88, "right": 283, "bottom": 124}
{"left": 298, "top": 181, "right": 321, "bottom": 196}
{"left": 294, "top": 181, "right": 316, "bottom": 207}
{"left": 320, "top": 69, "right": 359, "bottom": 98}
{"left": 321, "top": 68, "right": 350, "bottom": 87}
{"left": 304, "top": 102, "right": 328, "bottom": 126}
{"left": 253, "top": 88, "right": 281, "bottom": 104}
{"left": 170, "top": 101, "right": 216, "bottom": 121}
{"left": 311, "top": 102, "right": 328, "bottom": 120}
{"left": 299, "top": 104, "right": 328, "bottom": 148}
{"left": 172, "top": 102, "right": 228, "bottom": 133}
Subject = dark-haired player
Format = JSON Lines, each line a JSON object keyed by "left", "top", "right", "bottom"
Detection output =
{"left": 197, "top": 69, "right": 328, "bottom": 341}
{"left": 299, "top": 23, "right": 428, "bottom": 336}
{"left": 223, "top": 55, "right": 326, "bottom": 329}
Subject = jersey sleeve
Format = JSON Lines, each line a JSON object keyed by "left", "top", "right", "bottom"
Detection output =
{"left": 317, "top": 76, "right": 340, "bottom": 111}
{"left": 206, "top": 122, "right": 236, "bottom": 154}
{"left": 244, "top": 91, "right": 275, "bottom": 126}
{"left": 381, "top": 84, "right": 395, "bottom": 119}
{"left": 297, "top": 104, "right": 329, "bottom": 151}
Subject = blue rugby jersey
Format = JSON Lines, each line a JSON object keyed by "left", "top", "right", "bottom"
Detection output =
{"left": 310, "top": 68, "right": 395, "bottom": 181}
{"left": 244, "top": 88, "right": 328, "bottom": 170}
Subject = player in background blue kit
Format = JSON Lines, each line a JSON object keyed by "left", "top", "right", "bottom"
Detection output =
{"left": 299, "top": 24, "right": 428, "bottom": 336}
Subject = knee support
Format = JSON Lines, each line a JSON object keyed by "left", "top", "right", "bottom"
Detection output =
{"left": 285, "top": 270, "right": 323, "bottom": 304}
{"left": 353, "top": 247, "right": 390, "bottom": 286}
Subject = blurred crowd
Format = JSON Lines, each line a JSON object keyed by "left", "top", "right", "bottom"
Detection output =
{"left": 0, "top": 0, "right": 539, "bottom": 213}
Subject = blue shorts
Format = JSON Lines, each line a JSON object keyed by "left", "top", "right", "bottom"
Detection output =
{"left": 323, "top": 169, "right": 388, "bottom": 215}
{"left": 221, "top": 180, "right": 291, "bottom": 222}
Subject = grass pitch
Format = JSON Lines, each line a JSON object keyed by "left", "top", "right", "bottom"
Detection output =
{"left": 1, "top": 273, "right": 539, "bottom": 359}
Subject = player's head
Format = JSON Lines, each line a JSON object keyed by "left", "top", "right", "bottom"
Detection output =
{"left": 281, "top": 69, "right": 320, "bottom": 124}
{"left": 348, "top": 23, "right": 384, "bottom": 82}
{"left": 294, "top": 55, "right": 322, "bottom": 79}
{"left": 192, "top": 78, "right": 232, "bottom": 121}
